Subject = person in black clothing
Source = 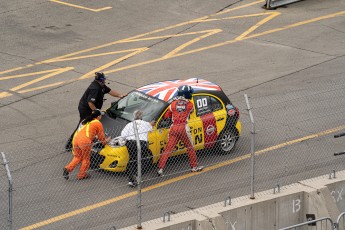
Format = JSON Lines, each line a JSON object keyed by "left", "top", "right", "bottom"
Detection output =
{"left": 65, "top": 72, "right": 125, "bottom": 151}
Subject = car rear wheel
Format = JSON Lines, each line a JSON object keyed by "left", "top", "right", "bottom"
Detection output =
{"left": 216, "top": 128, "right": 237, "bottom": 154}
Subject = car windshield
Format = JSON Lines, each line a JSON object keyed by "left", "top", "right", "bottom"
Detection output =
{"left": 107, "top": 91, "right": 168, "bottom": 122}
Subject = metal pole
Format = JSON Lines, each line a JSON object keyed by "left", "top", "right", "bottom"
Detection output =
{"left": 132, "top": 122, "right": 142, "bottom": 229}
{"left": 244, "top": 94, "right": 255, "bottom": 199}
{"left": 266, "top": 0, "right": 272, "bottom": 9}
{"left": 279, "top": 217, "right": 334, "bottom": 230}
{"left": 1, "top": 152, "right": 13, "bottom": 230}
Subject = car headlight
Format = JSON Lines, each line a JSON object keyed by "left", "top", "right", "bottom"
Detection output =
{"left": 109, "top": 160, "right": 118, "bottom": 168}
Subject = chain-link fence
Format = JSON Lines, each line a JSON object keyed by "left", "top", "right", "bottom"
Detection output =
{"left": 1, "top": 84, "right": 345, "bottom": 229}
{"left": 1, "top": 159, "right": 10, "bottom": 230}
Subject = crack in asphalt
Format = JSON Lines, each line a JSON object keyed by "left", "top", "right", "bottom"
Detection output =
{"left": 249, "top": 36, "right": 338, "bottom": 57}
{"left": 320, "top": 22, "right": 345, "bottom": 34}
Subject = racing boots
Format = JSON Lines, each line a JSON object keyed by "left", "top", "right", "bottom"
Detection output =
{"left": 63, "top": 168, "right": 69, "bottom": 180}
{"left": 77, "top": 174, "right": 91, "bottom": 180}
{"left": 128, "top": 176, "right": 138, "bottom": 187}
{"left": 128, "top": 181, "right": 138, "bottom": 187}
{"left": 191, "top": 166, "right": 203, "bottom": 172}
{"left": 157, "top": 168, "right": 164, "bottom": 177}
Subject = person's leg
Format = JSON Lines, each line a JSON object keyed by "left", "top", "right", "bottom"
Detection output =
{"left": 126, "top": 141, "right": 137, "bottom": 183}
{"left": 181, "top": 131, "right": 198, "bottom": 168}
{"left": 158, "top": 130, "right": 179, "bottom": 170}
{"left": 78, "top": 143, "right": 92, "bottom": 179}
{"left": 65, "top": 146, "right": 82, "bottom": 173}
{"left": 181, "top": 125, "right": 200, "bottom": 170}
{"left": 140, "top": 141, "right": 153, "bottom": 174}
{"left": 65, "top": 135, "right": 75, "bottom": 151}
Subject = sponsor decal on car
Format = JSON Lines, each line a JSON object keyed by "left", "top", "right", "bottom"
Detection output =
{"left": 206, "top": 124, "right": 215, "bottom": 136}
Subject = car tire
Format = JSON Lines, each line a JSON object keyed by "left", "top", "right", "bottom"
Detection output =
{"left": 216, "top": 127, "right": 238, "bottom": 154}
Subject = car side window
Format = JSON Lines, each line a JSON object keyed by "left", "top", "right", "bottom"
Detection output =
{"left": 194, "top": 96, "right": 212, "bottom": 117}
{"left": 157, "top": 115, "right": 172, "bottom": 129}
{"left": 210, "top": 96, "right": 222, "bottom": 112}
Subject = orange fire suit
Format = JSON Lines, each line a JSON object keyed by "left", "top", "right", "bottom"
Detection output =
{"left": 65, "top": 119, "right": 107, "bottom": 179}
{"left": 158, "top": 98, "right": 198, "bottom": 170}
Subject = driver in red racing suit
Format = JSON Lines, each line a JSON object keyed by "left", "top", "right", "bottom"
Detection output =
{"left": 157, "top": 85, "right": 203, "bottom": 176}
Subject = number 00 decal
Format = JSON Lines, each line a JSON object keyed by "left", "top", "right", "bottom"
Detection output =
{"left": 196, "top": 98, "right": 208, "bottom": 108}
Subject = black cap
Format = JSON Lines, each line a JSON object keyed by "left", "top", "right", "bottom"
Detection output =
{"left": 95, "top": 72, "right": 107, "bottom": 82}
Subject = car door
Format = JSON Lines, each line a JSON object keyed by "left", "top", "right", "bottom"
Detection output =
{"left": 190, "top": 94, "right": 227, "bottom": 150}
{"left": 147, "top": 110, "right": 170, "bottom": 163}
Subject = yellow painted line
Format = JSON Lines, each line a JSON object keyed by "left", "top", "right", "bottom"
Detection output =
{"left": 0, "top": 67, "right": 73, "bottom": 99}
{"left": 244, "top": 10, "right": 345, "bottom": 40}
{"left": 117, "top": 29, "right": 226, "bottom": 44}
{"left": 1, "top": 0, "right": 345, "bottom": 99}
{"left": 18, "top": 81, "right": 65, "bottom": 94}
{"left": 43, "top": 48, "right": 149, "bottom": 63}
{"left": 163, "top": 29, "right": 222, "bottom": 59}
{"left": 9, "top": 67, "right": 73, "bottom": 92}
{"left": 50, "top": 0, "right": 112, "bottom": 12}
{"left": 0, "top": 66, "right": 24, "bottom": 75}
{"left": 0, "top": 92, "right": 12, "bottom": 98}
{"left": 236, "top": 11, "right": 281, "bottom": 40}
{"left": 105, "top": 56, "right": 168, "bottom": 74}
{"left": 21, "top": 124, "right": 345, "bottom": 229}
{"left": 0, "top": 69, "right": 70, "bottom": 81}
{"left": 15, "top": 0, "right": 266, "bottom": 67}
{"left": 20, "top": 192, "right": 138, "bottom": 230}
{"left": 78, "top": 48, "right": 149, "bottom": 80}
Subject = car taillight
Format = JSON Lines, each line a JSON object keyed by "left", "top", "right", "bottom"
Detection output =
{"left": 228, "top": 108, "right": 236, "bottom": 116}
{"left": 226, "top": 104, "right": 236, "bottom": 117}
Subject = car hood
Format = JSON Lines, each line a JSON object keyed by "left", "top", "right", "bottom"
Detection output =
{"left": 100, "top": 113, "right": 129, "bottom": 138}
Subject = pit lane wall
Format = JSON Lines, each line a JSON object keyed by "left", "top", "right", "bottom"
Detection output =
{"left": 122, "top": 171, "right": 345, "bottom": 230}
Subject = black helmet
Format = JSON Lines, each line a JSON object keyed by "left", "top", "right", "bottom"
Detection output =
{"left": 95, "top": 72, "right": 106, "bottom": 82}
{"left": 177, "top": 85, "right": 193, "bottom": 99}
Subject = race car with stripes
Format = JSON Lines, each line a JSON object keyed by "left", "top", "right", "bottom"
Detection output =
{"left": 91, "top": 78, "right": 241, "bottom": 172}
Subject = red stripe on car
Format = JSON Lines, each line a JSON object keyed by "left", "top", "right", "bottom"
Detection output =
{"left": 200, "top": 113, "right": 218, "bottom": 149}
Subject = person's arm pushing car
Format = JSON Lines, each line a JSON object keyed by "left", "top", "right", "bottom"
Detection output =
{"left": 109, "top": 89, "right": 126, "bottom": 98}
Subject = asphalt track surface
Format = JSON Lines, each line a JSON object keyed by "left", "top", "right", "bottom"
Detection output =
{"left": 1, "top": 0, "right": 345, "bottom": 229}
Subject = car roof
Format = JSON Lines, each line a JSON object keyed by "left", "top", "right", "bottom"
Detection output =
{"left": 136, "top": 78, "right": 222, "bottom": 102}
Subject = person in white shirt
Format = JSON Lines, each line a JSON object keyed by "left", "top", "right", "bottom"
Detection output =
{"left": 121, "top": 110, "right": 155, "bottom": 141}
{"left": 121, "top": 110, "right": 155, "bottom": 187}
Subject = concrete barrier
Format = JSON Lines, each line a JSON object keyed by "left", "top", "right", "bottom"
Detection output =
{"left": 121, "top": 171, "right": 345, "bottom": 230}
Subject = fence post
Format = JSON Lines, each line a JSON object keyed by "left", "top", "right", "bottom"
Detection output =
{"left": 1, "top": 152, "right": 13, "bottom": 230}
{"left": 132, "top": 121, "right": 143, "bottom": 229}
{"left": 244, "top": 94, "right": 256, "bottom": 199}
